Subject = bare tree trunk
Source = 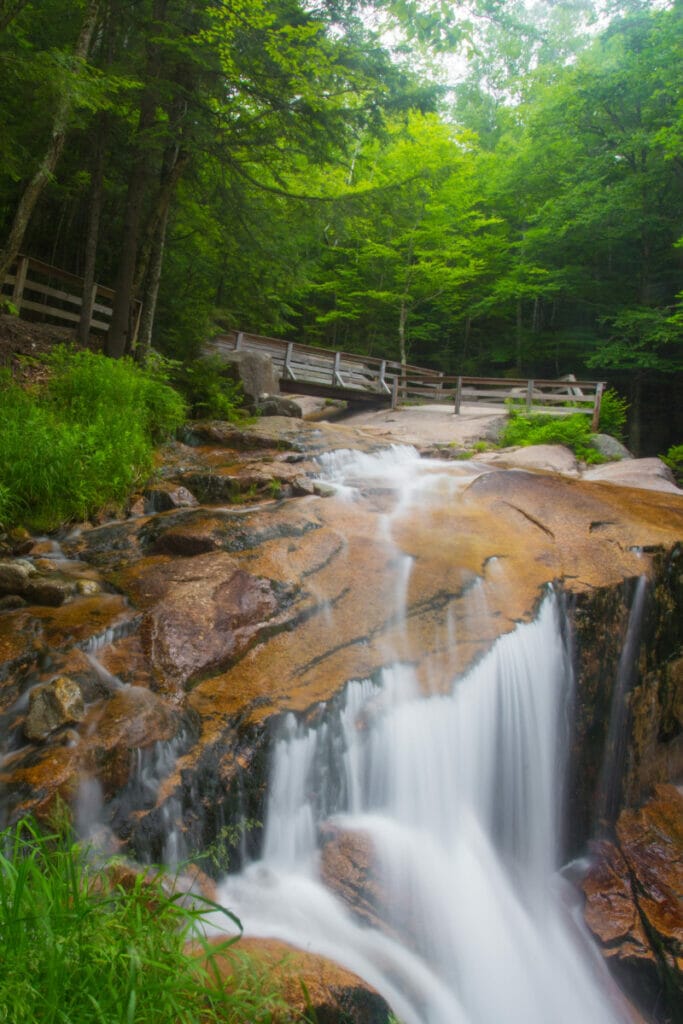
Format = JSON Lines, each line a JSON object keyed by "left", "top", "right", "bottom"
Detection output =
{"left": 629, "top": 371, "right": 642, "bottom": 456}
{"left": 515, "top": 298, "right": 523, "bottom": 372}
{"left": 398, "top": 298, "right": 408, "bottom": 368}
{"left": 78, "top": 122, "right": 107, "bottom": 344}
{"left": 135, "top": 197, "right": 171, "bottom": 363}
{"left": 0, "top": 0, "right": 100, "bottom": 283}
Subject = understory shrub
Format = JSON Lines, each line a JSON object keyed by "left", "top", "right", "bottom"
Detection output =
{"left": 597, "top": 388, "right": 628, "bottom": 440}
{"left": 0, "top": 348, "right": 186, "bottom": 531}
{"left": 172, "top": 355, "right": 246, "bottom": 420}
{"left": 500, "top": 410, "right": 605, "bottom": 463}
{"left": 0, "top": 819, "right": 296, "bottom": 1024}
{"left": 661, "top": 444, "right": 683, "bottom": 486}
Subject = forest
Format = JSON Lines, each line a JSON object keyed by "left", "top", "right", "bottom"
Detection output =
{"left": 0, "top": 0, "right": 681, "bottom": 453}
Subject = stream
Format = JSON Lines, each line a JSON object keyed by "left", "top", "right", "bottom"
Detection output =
{"left": 202, "top": 447, "right": 631, "bottom": 1024}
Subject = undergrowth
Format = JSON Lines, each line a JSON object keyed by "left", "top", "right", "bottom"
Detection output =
{"left": 661, "top": 444, "right": 683, "bottom": 486}
{"left": 0, "top": 819, "right": 297, "bottom": 1024}
{"left": 500, "top": 410, "right": 605, "bottom": 463}
{"left": 0, "top": 348, "right": 186, "bottom": 531}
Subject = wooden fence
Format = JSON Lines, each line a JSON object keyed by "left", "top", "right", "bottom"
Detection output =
{"left": 1, "top": 254, "right": 141, "bottom": 337}
{"left": 209, "top": 330, "right": 606, "bottom": 428}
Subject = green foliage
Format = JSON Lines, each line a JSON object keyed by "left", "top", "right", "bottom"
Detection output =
{"left": 0, "top": 299, "right": 18, "bottom": 316}
{"left": 172, "top": 356, "right": 246, "bottom": 421}
{"left": 0, "top": 348, "right": 186, "bottom": 531}
{"left": 0, "top": 818, "right": 296, "bottom": 1024}
{"left": 597, "top": 387, "right": 628, "bottom": 441}
{"left": 661, "top": 444, "right": 683, "bottom": 487}
{"left": 500, "top": 410, "right": 605, "bottom": 463}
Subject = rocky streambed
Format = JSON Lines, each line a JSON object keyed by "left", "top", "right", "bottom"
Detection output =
{"left": 0, "top": 414, "right": 682, "bottom": 1022}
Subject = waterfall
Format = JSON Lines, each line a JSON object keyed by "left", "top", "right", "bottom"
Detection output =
{"left": 214, "top": 448, "right": 630, "bottom": 1024}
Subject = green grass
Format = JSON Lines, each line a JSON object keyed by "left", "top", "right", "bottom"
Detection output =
{"left": 0, "top": 819, "right": 297, "bottom": 1024}
{"left": 0, "top": 348, "right": 187, "bottom": 532}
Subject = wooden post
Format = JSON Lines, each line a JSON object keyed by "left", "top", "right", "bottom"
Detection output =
{"left": 11, "top": 255, "right": 29, "bottom": 310}
{"left": 591, "top": 381, "right": 605, "bottom": 432}
{"left": 391, "top": 375, "right": 398, "bottom": 410}
{"left": 284, "top": 342, "right": 296, "bottom": 380}
{"left": 235, "top": 331, "right": 244, "bottom": 351}
{"left": 455, "top": 376, "right": 462, "bottom": 415}
{"left": 526, "top": 379, "right": 534, "bottom": 414}
{"left": 333, "top": 350, "right": 343, "bottom": 386}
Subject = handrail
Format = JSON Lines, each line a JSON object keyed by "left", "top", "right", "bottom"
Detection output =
{"left": 1, "top": 254, "right": 140, "bottom": 337}
{"left": 207, "top": 329, "right": 607, "bottom": 428}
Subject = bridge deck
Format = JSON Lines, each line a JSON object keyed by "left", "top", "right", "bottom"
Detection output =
{"left": 208, "top": 330, "right": 606, "bottom": 427}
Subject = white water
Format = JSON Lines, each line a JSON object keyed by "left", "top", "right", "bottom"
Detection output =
{"left": 215, "top": 448, "right": 628, "bottom": 1024}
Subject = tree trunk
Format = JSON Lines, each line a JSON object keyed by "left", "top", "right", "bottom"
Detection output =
{"left": 515, "top": 298, "right": 523, "bottom": 372}
{"left": 78, "top": 124, "right": 107, "bottom": 345}
{"left": 629, "top": 371, "right": 642, "bottom": 456}
{"left": 106, "top": 0, "right": 167, "bottom": 358}
{"left": 0, "top": 0, "right": 100, "bottom": 283}
{"left": 135, "top": 197, "right": 171, "bottom": 363}
{"left": 398, "top": 298, "right": 408, "bottom": 368}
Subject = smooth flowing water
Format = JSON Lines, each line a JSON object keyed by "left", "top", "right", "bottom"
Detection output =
{"left": 215, "top": 447, "right": 628, "bottom": 1024}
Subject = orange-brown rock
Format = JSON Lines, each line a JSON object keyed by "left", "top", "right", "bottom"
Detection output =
{"left": 320, "top": 825, "right": 387, "bottom": 933}
{"left": 583, "top": 785, "right": 683, "bottom": 1016}
{"left": 201, "top": 935, "right": 391, "bottom": 1023}
{"left": 25, "top": 675, "right": 85, "bottom": 741}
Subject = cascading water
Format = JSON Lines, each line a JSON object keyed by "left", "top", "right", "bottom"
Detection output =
{"left": 214, "top": 447, "right": 630, "bottom": 1024}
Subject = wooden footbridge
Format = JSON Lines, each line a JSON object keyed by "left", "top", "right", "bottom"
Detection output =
{"left": 208, "top": 330, "right": 606, "bottom": 429}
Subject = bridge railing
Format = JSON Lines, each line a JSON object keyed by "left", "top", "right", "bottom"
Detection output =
{"left": 209, "top": 330, "right": 606, "bottom": 428}
{"left": 209, "top": 330, "right": 442, "bottom": 398}
{"left": 402, "top": 372, "right": 606, "bottom": 429}
{"left": 1, "top": 254, "right": 141, "bottom": 336}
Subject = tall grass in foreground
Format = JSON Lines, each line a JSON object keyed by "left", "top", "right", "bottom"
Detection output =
{"left": 0, "top": 820, "right": 296, "bottom": 1024}
{"left": 0, "top": 348, "right": 187, "bottom": 532}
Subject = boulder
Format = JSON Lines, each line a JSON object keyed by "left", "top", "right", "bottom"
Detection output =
{"left": 251, "top": 395, "right": 303, "bottom": 419}
{"left": 0, "top": 557, "right": 36, "bottom": 595}
{"left": 23, "top": 577, "right": 73, "bottom": 607}
{"left": 143, "top": 484, "right": 199, "bottom": 513}
{"left": 202, "top": 936, "right": 392, "bottom": 1024}
{"left": 588, "top": 434, "right": 633, "bottom": 461}
{"left": 483, "top": 444, "right": 581, "bottom": 476}
{"left": 25, "top": 676, "right": 85, "bottom": 741}
{"left": 582, "top": 457, "right": 681, "bottom": 493}
{"left": 222, "top": 350, "right": 280, "bottom": 401}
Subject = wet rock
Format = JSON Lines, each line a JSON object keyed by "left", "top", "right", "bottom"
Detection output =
{"left": 320, "top": 825, "right": 388, "bottom": 933}
{"left": 75, "top": 578, "right": 101, "bottom": 596}
{"left": 251, "top": 395, "right": 303, "bottom": 418}
{"left": 0, "top": 558, "right": 36, "bottom": 595}
{"left": 202, "top": 936, "right": 392, "bottom": 1024}
{"left": 0, "top": 594, "right": 26, "bottom": 611}
{"left": 313, "top": 481, "right": 337, "bottom": 497}
{"left": 25, "top": 676, "right": 85, "bottom": 741}
{"left": 117, "top": 552, "right": 291, "bottom": 694}
{"left": 23, "top": 577, "right": 74, "bottom": 607}
{"left": 181, "top": 420, "right": 296, "bottom": 451}
{"left": 583, "top": 785, "right": 683, "bottom": 1020}
{"left": 143, "top": 484, "right": 199, "bottom": 513}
